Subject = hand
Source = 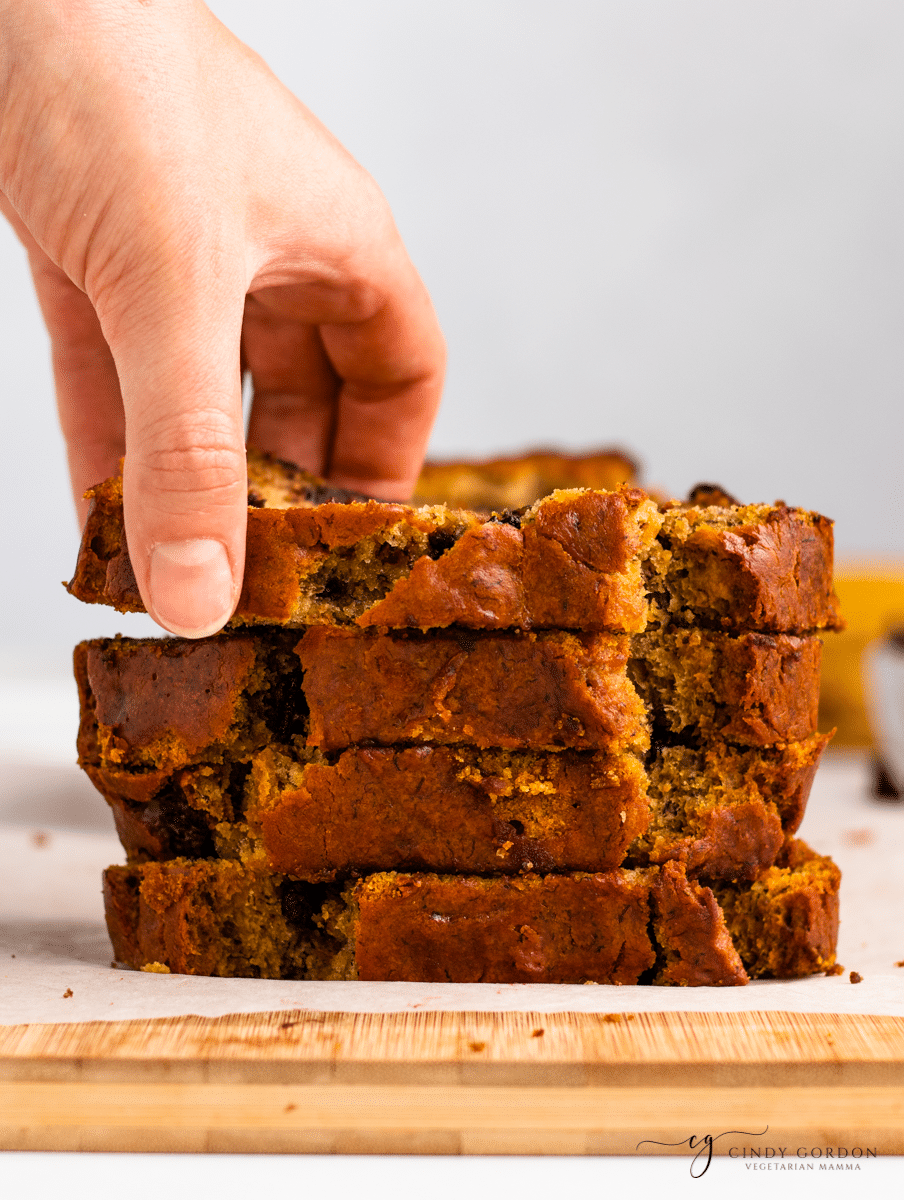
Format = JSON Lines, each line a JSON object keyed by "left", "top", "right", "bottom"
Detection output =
{"left": 0, "top": 0, "right": 445, "bottom": 637}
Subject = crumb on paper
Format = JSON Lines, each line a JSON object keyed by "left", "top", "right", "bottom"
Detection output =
{"left": 31, "top": 831, "right": 50, "bottom": 849}
{"left": 825, "top": 962, "right": 844, "bottom": 976}
{"left": 140, "top": 962, "right": 171, "bottom": 974}
{"left": 62, "top": 988, "right": 73, "bottom": 998}
{"left": 531, "top": 1028, "right": 545, "bottom": 1038}
{"left": 849, "top": 971, "right": 863, "bottom": 984}
{"left": 842, "top": 828, "right": 875, "bottom": 847}
{"left": 896, "top": 960, "right": 904, "bottom": 968}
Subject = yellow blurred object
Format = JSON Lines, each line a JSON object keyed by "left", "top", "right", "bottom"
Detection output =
{"left": 819, "top": 561, "right": 904, "bottom": 746}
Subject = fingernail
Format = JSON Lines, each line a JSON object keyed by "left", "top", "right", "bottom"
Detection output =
{"left": 148, "top": 539, "right": 235, "bottom": 637}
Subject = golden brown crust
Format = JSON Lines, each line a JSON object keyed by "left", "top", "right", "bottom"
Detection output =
{"left": 651, "top": 862, "right": 748, "bottom": 985}
{"left": 297, "top": 627, "right": 648, "bottom": 753}
{"left": 653, "top": 505, "right": 842, "bottom": 633}
{"left": 103, "top": 865, "right": 142, "bottom": 967}
{"left": 356, "top": 522, "right": 529, "bottom": 629}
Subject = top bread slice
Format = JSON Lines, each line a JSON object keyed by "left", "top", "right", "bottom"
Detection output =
{"left": 66, "top": 448, "right": 842, "bottom": 635}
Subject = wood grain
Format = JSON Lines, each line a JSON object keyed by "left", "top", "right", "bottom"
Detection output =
{"left": 1, "top": 1010, "right": 902, "bottom": 1154}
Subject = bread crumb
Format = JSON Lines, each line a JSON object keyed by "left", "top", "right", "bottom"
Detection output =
{"left": 849, "top": 971, "right": 863, "bottom": 984}
{"left": 531, "top": 1028, "right": 545, "bottom": 1038}
{"left": 62, "top": 988, "right": 73, "bottom": 998}
{"left": 468, "top": 1041, "right": 486, "bottom": 1052}
{"left": 825, "top": 962, "right": 844, "bottom": 976}
{"left": 31, "top": 831, "right": 49, "bottom": 849}
{"left": 895, "top": 960, "right": 904, "bottom": 968}
{"left": 140, "top": 962, "right": 171, "bottom": 974}
{"left": 842, "top": 828, "right": 874, "bottom": 847}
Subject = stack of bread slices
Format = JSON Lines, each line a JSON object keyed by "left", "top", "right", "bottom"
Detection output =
{"left": 69, "top": 450, "right": 843, "bottom": 985}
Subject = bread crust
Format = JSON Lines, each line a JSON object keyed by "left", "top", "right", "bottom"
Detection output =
{"left": 653, "top": 504, "right": 843, "bottom": 632}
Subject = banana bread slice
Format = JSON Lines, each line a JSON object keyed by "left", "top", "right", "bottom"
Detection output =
{"left": 411, "top": 446, "right": 637, "bottom": 509}
{"left": 68, "top": 452, "right": 660, "bottom": 633}
{"left": 76, "top": 627, "right": 648, "bottom": 759}
{"left": 100, "top": 746, "right": 647, "bottom": 877}
{"left": 76, "top": 623, "right": 823, "bottom": 765}
{"left": 650, "top": 500, "right": 842, "bottom": 633}
{"left": 88, "top": 733, "right": 828, "bottom": 884}
{"left": 102, "top": 860, "right": 745, "bottom": 985}
{"left": 66, "top": 451, "right": 839, "bottom": 634}
{"left": 103, "top": 841, "right": 839, "bottom": 984}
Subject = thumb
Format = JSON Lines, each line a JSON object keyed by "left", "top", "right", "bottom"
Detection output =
{"left": 99, "top": 266, "right": 247, "bottom": 639}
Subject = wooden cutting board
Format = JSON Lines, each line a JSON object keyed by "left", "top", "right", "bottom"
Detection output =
{"left": 1, "top": 1010, "right": 903, "bottom": 1155}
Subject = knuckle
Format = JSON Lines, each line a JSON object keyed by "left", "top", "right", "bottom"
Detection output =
{"left": 132, "top": 420, "right": 246, "bottom": 506}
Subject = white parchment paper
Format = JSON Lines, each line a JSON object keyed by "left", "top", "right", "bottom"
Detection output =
{"left": 1, "top": 747, "right": 903, "bottom": 1025}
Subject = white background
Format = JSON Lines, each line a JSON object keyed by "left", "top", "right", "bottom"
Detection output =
{"left": 1, "top": 1152, "right": 901, "bottom": 1199}
{"left": 2, "top": 0, "right": 903, "bottom": 672}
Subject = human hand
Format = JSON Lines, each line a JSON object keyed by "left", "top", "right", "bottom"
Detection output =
{"left": 0, "top": 0, "right": 445, "bottom": 637}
